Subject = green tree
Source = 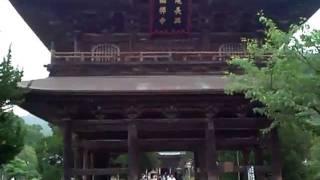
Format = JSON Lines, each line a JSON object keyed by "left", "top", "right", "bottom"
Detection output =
{"left": 4, "top": 123, "right": 46, "bottom": 179}
{"left": 0, "top": 113, "right": 25, "bottom": 165}
{"left": 308, "top": 137, "right": 320, "bottom": 179}
{"left": 35, "top": 125, "right": 63, "bottom": 180}
{"left": 24, "top": 124, "right": 44, "bottom": 147}
{"left": 3, "top": 145, "right": 41, "bottom": 179}
{"left": 226, "top": 15, "right": 320, "bottom": 128}
{"left": 0, "top": 48, "right": 23, "bottom": 111}
{"left": 0, "top": 48, "right": 24, "bottom": 166}
{"left": 226, "top": 15, "right": 320, "bottom": 180}
{"left": 279, "top": 123, "right": 312, "bottom": 180}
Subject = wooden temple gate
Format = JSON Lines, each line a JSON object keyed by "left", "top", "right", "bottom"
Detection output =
{"left": 11, "top": 0, "right": 319, "bottom": 179}
{"left": 21, "top": 87, "right": 282, "bottom": 180}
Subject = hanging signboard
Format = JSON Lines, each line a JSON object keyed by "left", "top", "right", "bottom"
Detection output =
{"left": 150, "top": 0, "right": 191, "bottom": 35}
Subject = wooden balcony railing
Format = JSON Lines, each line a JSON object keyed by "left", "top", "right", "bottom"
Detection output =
{"left": 52, "top": 51, "right": 248, "bottom": 64}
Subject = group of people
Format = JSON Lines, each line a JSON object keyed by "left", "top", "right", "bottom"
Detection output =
{"left": 141, "top": 174, "right": 177, "bottom": 180}
{"left": 160, "top": 174, "right": 177, "bottom": 180}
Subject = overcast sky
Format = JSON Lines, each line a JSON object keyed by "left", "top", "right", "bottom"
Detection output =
{"left": 0, "top": 0, "right": 319, "bottom": 117}
{"left": 0, "top": 0, "right": 50, "bottom": 81}
{"left": 0, "top": 0, "right": 50, "bottom": 117}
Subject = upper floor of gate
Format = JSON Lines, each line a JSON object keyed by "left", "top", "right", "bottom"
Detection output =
{"left": 10, "top": 0, "right": 319, "bottom": 76}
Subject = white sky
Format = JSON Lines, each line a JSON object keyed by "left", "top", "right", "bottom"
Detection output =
{"left": 306, "top": 9, "right": 320, "bottom": 30}
{"left": 0, "top": 0, "right": 319, "bottom": 118}
{"left": 0, "top": 0, "right": 50, "bottom": 81}
{"left": 0, "top": 0, "right": 50, "bottom": 117}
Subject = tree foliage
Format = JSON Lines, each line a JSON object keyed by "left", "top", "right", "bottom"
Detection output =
{"left": 1, "top": 117, "right": 47, "bottom": 179}
{"left": 3, "top": 145, "right": 41, "bottom": 179}
{"left": 0, "top": 48, "right": 23, "bottom": 111}
{"left": 226, "top": 14, "right": 320, "bottom": 128}
{"left": 308, "top": 137, "right": 320, "bottom": 179}
{"left": 226, "top": 15, "right": 320, "bottom": 180}
{"left": 4, "top": 124, "right": 46, "bottom": 179}
{"left": 24, "top": 124, "right": 44, "bottom": 147}
{"left": 0, "top": 113, "right": 25, "bottom": 165}
{"left": 35, "top": 125, "right": 63, "bottom": 180}
{"left": 279, "top": 123, "right": 312, "bottom": 180}
{"left": 0, "top": 48, "right": 24, "bottom": 166}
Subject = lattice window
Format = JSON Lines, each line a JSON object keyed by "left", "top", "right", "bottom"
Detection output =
{"left": 91, "top": 44, "right": 120, "bottom": 62}
{"left": 218, "top": 43, "right": 245, "bottom": 57}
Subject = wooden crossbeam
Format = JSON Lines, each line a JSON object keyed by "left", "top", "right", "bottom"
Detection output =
{"left": 72, "top": 118, "right": 270, "bottom": 132}
{"left": 71, "top": 168, "right": 127, "bottom": 175}
{"left": 76, "top": 137, "right": 258, "bottom": 151}
{"left": 76, "top": 130, "right": 259, "bottom": 141}
{"left": 73, "top": 117, "right": 268, "bottom": 124}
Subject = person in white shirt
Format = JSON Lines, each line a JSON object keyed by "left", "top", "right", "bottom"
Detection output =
{"left": 171, "top": 175, "right": 176, "bottom": 180}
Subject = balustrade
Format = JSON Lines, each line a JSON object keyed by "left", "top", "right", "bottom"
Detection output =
{"left": 52, "top": 51, "right": 248, "bottom": 64}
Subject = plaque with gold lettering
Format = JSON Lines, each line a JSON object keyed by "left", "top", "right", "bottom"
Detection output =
{"left": 150, "top": 0, "right": 191, "bottom": 35}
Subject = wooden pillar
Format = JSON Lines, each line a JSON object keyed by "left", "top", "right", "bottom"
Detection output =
{"left": 128, "top": 18, "right": 137, "bottom": 51}
{"left": 128, "top": 0, "right": 138, "bottom": 51}
{"left": 254, "top": 147, "right": 264, "bottom": 180}
{"left": 63, "top": 121, "right": 73, "bottom": 180}
{"left": 90, "top": 152, "right": 95, "bottom": 180}
{"left": 271, "top": 129, "right": 282, "bottom": 180}
{"left": 128, "top": 123, "right": 140, "bottom": 180}
{"left": 82, "top": 149, "right": 89, "bottom": 180}
{"left": 73, "top": 35, "right": 79, "bottom": 52}
{"left": 200, "top": 0, "right": 210, "bottom": 50}
{"left": 50, "top": 41, "right": 55, "bottom": 63}
{"left": 194, "top": 151, "right": 200, "bottom": 180}
{"left": 205, "top": 120, "right": 218, "bottom": 180}
{"left": 197, "top": 148, "right": 207, "bottom": 180}
{"left": 201, "top": 29, "right": 210, "bottom": 50}
{"left": 74, "top": 148, "right": 81, "bottom": 180}
{"left": 242, "top": 149, "right": 250, "bottom": 180}
{"left": 73, "top": 135, "right": 82, "bottom": 180}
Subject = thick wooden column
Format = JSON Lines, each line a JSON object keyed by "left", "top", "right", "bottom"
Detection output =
{"left": 63, "top": 121, "right": 73, "bottom": 180}
{"left": 128, "top": 122, "right": 140, "bottom": 180}
{"left": 90, "top": 152, "right": 95, "bottom": 180}
{"left": 194, "top": 149, "right": 207, "bottom": 180}
{"left": 198, "top": 147, "right": 207, "bottom": 180}
{"left": 242, "top": 149, "right": 250, "bottom": 180}
{"left": 74, "top": 135, "right": 82, "bottom": 180}
{"left": 200, "top": 0, "right": 210, "bottom": 50}
{"left": 205, "top": 120, "right": 218, "bottom": 180}
{"left": 254, "top": 147, "right": 264, "bottom": 180}
{"left": 194, "top": 151, "right": 200, "bottom": 180}
{"left": 74, "top": 148, "right": 81, "bottom": 180}
{"left": 128, "top": 0, "right": 138, "bottom": 51}
{"left": 271, "top": 129, "right": 282, "bottom": 180}
{"left": 73, "top": 31, "right": 80, "bottom": 52}
{"left": 82, "top": 149, "right": 89, "bottom": 180}
{"left": 128, "top": 19, "right": 137, "bottom": 51}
